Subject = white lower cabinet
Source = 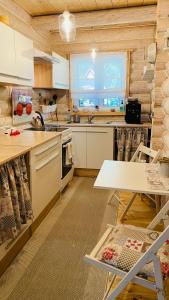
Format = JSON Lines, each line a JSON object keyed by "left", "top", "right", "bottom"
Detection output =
{"left": 72, "top": 127, "right": 114, "bottom": 169}
{"left": 30, "top": 137, "right": 61, "bottom": 218}
{"left": 86, "top": 127, "right": 114, "bottom": 169}
{"left": 72, "top": 127, "right": 87, "bottom": 168}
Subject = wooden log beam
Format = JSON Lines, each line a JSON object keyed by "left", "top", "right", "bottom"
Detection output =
{"left": 0, "top": 0, "right": 31, "bottom": 24}
{"left": 51, "top": 25, "right": 156, "bottom": 44}
{"left": 32, "top": 5, "right": 157, "bottom": 32}
{"left": 52, "top": 39, "right": 155, "bottom": 56}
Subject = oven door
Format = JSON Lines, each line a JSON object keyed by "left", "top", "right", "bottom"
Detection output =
{"left": 62, "top": 139, "right": 73, "bottom": 179}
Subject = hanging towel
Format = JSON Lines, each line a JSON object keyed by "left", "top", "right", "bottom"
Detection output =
{"left": 66, "top": 142, "right": 73, "bottom": 165}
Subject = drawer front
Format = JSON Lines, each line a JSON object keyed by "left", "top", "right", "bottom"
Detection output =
{"left": 86, "top": 127, "right": 114, "bottom": 134}
{"left": 71, "top": 127, "right": 86, "bottom": 132}
{"left": 30, "top": 137, "right": 61, "bottom": 164}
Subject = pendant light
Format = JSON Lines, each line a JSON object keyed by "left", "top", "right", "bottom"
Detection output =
{"left": 58, "top": 10, "right": 76, "bottom": 42}
{"left": 91, "top": 48, "right": 96, "bottom": 61}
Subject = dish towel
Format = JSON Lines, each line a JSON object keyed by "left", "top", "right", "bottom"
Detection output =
{"left": 66, "top": 142, "right": 73, "bottom": 165}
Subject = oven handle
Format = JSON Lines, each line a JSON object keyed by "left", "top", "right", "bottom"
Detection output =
{"left": 62, "top": 141, "right": 72, "bottom": 149}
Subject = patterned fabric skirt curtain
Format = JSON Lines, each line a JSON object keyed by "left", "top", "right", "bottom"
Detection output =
{"left": 0, "top": 156, "right": 33, "bottom": 245}
{"left": 116, "top": 128, "right": 149, "bottom": 161}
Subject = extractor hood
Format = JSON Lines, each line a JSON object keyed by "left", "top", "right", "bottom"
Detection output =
{"left": 34, "top": 49, "right": 61, "bottom": 63}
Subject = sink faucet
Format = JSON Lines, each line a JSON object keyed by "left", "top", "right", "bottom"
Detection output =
{"left": 35, "top": 111, "right": 45, "bottom": 127}
{"left": 88, "top": 115, "right": 94, "bottom": 124}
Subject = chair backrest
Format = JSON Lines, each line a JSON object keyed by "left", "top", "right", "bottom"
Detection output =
{"left": 148, "top": 199, "right": 169, "bottom": 230}
{"left": 130, "top": 142, "right": 161, "bottom": 163}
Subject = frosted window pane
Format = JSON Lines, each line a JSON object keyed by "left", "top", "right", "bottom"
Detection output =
{"left": 70, "top": 52, "right": 127, "bottom": 108}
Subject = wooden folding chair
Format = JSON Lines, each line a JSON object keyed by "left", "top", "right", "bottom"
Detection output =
{"left": 108, "top": 142, "right": 161, "bottom": 221}
{"left": 84, "top": 200, "right": 169, "bottom": 300}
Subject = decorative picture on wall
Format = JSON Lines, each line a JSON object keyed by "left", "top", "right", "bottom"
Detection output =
{"left": 12, "top": 88, "right": 33, "bottom": 125}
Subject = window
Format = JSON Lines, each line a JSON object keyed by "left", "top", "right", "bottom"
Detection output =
{"left": 70, "top": 52, "right": 128, "bottom": 109}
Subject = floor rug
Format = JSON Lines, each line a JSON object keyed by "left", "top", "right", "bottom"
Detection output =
{"left": 7, "top": 177, "right": 115, "bottom": 300}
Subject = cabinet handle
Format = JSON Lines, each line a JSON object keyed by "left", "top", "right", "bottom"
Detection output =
{"left": 86, "top": 131, "right": 108, "bottom": 133}
{"left": 35, "top": 141, "right": 59, "bottom": 156}
{"left": 35, "top": 152, "right": 59, "bottom": 171}
{"left": 72, "top": 130, "right": 86, "bottom": 133}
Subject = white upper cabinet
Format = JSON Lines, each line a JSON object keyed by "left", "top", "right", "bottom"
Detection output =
{"left": 14, "top": 31, "right": 34, "bottom": 82}
{"left": 0, "top": 22, "right": 15, "bottom": 77}
{"left": 0, "top": 22, "right": 34, "bottom": 86}
{"left": 52, "top": 52, "right": 69, "bottom": 89}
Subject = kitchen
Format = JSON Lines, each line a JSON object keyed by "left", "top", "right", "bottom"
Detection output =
{"left": 0, "top": 0, "right": 169, "bottom": 299}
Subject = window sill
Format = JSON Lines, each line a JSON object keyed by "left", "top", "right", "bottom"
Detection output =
{"left": 72, "top": 111, "right": 125, "bottom": 116}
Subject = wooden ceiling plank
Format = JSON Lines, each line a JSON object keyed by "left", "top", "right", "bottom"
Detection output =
{"left": 13, "top": 0, "right": 157, "bottom": 16}
{"left": 127, "top": 0, "right": 144, "bottom": 7}
{"left": 111, "top": 0, "right": 128, "bottom": 8}
{"left": 63, "top": 0, "right": 82, "bottom": 12}
{"left": 95, "top": 0, "right": 113, "bottom": 9}
{"left": 78, "top": 0, "right": 98, "bottom": 11}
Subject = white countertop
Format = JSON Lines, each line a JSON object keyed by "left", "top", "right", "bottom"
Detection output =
{"left": 48, "top": 121, "right": 152, "bottom": 128}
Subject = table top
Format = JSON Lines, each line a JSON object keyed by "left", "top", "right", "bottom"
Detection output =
{"left": 94, "top": 160, "right": 169, "bottom": 196}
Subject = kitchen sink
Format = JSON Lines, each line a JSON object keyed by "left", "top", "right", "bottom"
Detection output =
{"left": 25, "top": 125, "right": 69, "bottom": 132}
{"left": 25, "top": 127, "right": 45, "bottom": 131}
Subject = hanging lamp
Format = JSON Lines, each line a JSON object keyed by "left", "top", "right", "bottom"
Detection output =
{"left": 58, "top": 10, "right": 76, "bottom": 42}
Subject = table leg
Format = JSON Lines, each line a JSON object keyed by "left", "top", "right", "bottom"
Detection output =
{"left": 120, "top": 193, "right": 138, "bottom": 221}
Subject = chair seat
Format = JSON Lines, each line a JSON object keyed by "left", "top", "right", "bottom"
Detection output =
{"left": 97, "top": 224, "right": 169, "bottom": 279}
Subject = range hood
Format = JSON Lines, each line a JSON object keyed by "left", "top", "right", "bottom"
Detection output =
{"left": 34, "top": 49, "right": 61, "bottom": 63}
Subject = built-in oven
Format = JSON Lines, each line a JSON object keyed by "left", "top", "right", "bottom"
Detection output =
{"left": 60, "top": 127, "right": 74, "bottom": 191}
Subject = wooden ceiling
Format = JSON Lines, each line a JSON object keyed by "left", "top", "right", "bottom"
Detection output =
{"left": 13, "top": 0, "right": 157, "bottom": 16}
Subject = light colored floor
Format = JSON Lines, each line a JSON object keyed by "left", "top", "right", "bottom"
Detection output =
{"left": 0, "top": 177, "right": 114, "bottom": 300}
{"left": 0, "top": 178, "right": 168, "bottom": 300}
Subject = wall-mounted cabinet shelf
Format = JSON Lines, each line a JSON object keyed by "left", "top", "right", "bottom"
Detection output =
{"left": 34, "top": 52, "right": 69, "bottom": 90}
{"left": 0, "top": 22, "right": 34, "bottom": 86}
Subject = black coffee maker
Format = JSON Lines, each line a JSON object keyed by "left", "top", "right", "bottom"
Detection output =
{"left": 125, "top": 98, "right": 141, "bottom": 124}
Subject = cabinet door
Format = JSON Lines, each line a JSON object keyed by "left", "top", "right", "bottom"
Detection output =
{"left": 0, "top": 22, "right": 15, "bottom": 76}
{"left": 86, "top": 128, "right": 114, "bottom": 169}
{"left": 30, "top": 138, "right": 61, "bottom": 218}
{"left": 14, "top": 31, "right": 34, "bottom": 82}
{"left": 72, "top": 127, "right": 86, "bottom": 168}
{"left": 52, "top": 54, "right": 69, "bottom": 89}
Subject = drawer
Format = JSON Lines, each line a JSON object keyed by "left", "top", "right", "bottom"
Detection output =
{"left": 30, "top": 137, "right": 61, "bottom": 164}
{"left": 86, "top": 127, "right": 114, "bottom": 134}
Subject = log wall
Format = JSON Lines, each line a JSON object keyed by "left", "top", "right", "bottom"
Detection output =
{"left": 151, "top": 0, "right": 169, "bottom": 153}
{"left": 51, "top": 24, "right": 156, "bottom": 119}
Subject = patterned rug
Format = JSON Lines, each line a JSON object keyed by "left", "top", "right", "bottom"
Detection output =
{"left": 7, "top": 177, "right": 116, "bottom": 300}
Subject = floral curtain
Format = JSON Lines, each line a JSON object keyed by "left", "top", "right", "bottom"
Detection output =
{"left": 0, "top": 156, "right": 33, "bottom": 245}
{"left": 116, "top": 128, "right": 149, "bottom": 161}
